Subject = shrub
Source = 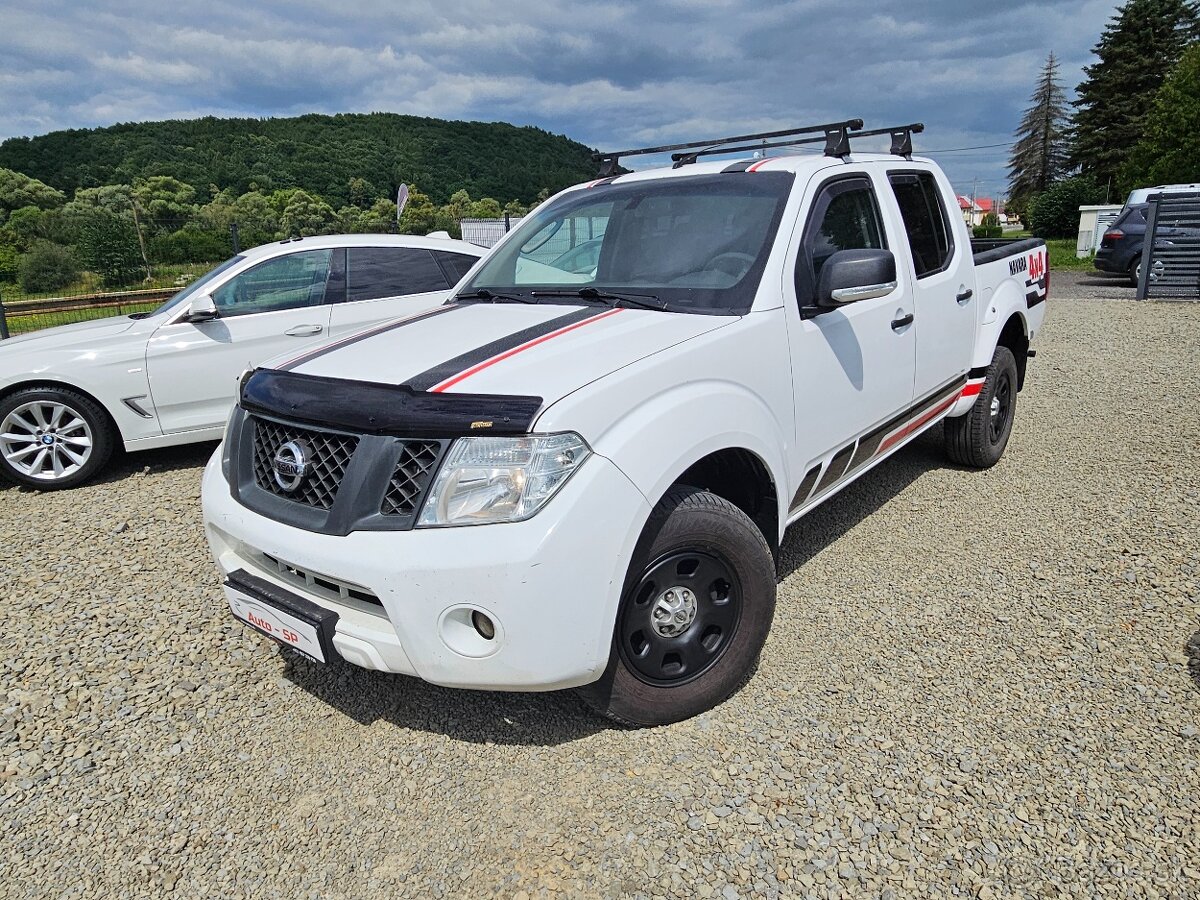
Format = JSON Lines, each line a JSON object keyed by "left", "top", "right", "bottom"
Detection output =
{"left": 149, "top": 227, "right": 232, "bottom": 264}
{"left": 18, "top": 241, "right": 79, "bottom": 293}
{"left": 1028, "top": 176, "right": 1106, "bottom": 239}
{"left": 76, "top": 212, "right": 145, "bottom": 287}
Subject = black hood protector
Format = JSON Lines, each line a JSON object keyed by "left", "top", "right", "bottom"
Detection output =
{"left": 240, "top": 368, "right": 542, "bottom": 437}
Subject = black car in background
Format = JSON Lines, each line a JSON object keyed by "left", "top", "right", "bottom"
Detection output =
{"left": 1094, "top": 204, "right": 1150, "bottom": 286}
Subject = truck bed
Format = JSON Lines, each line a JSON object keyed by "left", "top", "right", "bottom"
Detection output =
{"left": 971, "top": 237, "right": 1045, "bottom": 265}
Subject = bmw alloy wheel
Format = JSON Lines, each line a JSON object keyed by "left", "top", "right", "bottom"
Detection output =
{"left": 0, "top": 400, "right": 94, "bottom": 481}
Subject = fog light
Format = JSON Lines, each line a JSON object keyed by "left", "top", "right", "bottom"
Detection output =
{"left": 472, "top": 610, "right": 496, "bottom": 641}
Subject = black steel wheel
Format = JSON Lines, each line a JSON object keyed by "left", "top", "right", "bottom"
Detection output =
{"left": 619, "top": 550, "right": 742, "bottom": 686}
{"left": 944, "top": 345, "right": 1019, "bottom": 469}
{"left": 580, "top": 486, "right": 776, "bottom": 727}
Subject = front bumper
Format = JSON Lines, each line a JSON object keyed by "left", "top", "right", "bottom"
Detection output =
{"left": 201, "top": 445, "right": 650, "bottom": 691}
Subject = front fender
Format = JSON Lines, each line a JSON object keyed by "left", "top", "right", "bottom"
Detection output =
{"left": 546, "top": 379, "right": 792, "bottom": 546}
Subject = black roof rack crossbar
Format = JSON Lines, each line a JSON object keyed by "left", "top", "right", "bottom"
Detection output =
{"left": 592, "top": 119, "right": 864, "bottom": 175}
{"left": 849, "top": 123, "right": 926, "bottom": 159}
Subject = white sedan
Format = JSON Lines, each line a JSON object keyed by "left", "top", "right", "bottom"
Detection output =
{"left": 0, "top": 234, "right": 485, "bottom": 489}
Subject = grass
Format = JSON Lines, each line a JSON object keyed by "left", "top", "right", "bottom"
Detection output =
{"left": 1045, "top": 238, "right": 1094, "bottom": 272}
{"left": 5, "top": 300, "right": 163, "bottom": 336}
{"left": 0, "top": 261, "right": 222, "bottom": 305}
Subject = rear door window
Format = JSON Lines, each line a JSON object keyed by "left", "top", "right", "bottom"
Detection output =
{"left": 888, "top": 172, "right": 955, "bottom": 278}
{"left": 433, "top": 251, "right": 481, "bottom": 285}
{"left": 346, "top": 248, "right": 450, "bottom": 302}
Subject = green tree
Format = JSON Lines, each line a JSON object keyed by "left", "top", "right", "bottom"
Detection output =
{"left": 279, "top": 190, "right": 335, "bottom": 236}
{"left": 1122, "top": 42, "right": 1200, "bottom": 186}
{"left": 503, "top": 199, "right": 528, "bottom": 217}
{"left": 0, "top": 167, "right": 65, "bottom": 213}
{"left": 0, "top": 239, "right": 18, "bottom": 282}
{"left": 445, "top": 189, "right": 472, "bottom": 221}
{"left": 1071, "top": 0, "right": 1200, "bottom": 193}
{"left": 1008, "top": 52, "right": 1071, "bottom": 211}
{"left": 131, "top": 176, "right": 198, "bottom": 227}
{"left": 18, "top": 241, "right": 78, "bottom": 293}
{"left": 347, "top": 177, "right": 374, "bottom": 208}
{"left": 399, "top": 187, "right": 439, "bottom": 235}
{"left": 1028, "top": 176, "right": 1106, "bottom": 238}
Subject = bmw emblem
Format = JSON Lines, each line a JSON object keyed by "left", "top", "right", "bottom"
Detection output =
{"left": 272, "top": 440, "right": 310, "bottom": 492}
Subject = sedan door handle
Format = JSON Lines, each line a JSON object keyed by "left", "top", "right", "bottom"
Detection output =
{"left": 956, "top": 288, "right": 974, "bottom": 304}
{"left": 891, "top": 313, "right": 914, "bottom": 331}
{"left": 284, "top": 324, "right": 324, "bottom": 337}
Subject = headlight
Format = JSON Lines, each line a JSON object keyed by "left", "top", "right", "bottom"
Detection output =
{"left": 417, "top": 433, "right": 590, "bottom": 526}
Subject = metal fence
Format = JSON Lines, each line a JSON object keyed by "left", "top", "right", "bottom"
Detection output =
{"left": 458, "top": 216, "right": 525, "bottom": 248}
{"left": 0, "top": 287, "right": 176, "bottom": 339}
{"left": 1137, "top": 191, "right": 1200, "bottom": 300}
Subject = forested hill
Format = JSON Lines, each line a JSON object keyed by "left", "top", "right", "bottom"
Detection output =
{"left": 0, "top": 113, "right": 599, "bottom": 206}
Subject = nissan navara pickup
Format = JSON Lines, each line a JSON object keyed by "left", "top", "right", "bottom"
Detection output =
{"left": 201, "top": 121, "right": 1048, "bottom": 726}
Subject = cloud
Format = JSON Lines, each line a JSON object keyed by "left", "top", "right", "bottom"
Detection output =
{"left": 0, "top": 0, "right": 1121, "bottom": 197}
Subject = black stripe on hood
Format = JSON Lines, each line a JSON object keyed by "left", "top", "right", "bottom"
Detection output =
{"left": 402, "top": 307, "right": 604, "bottom": 392}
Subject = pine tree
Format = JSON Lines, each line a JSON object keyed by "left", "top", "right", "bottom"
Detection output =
{"left": 1008, "top": 52, "right": 1071, "bottom": 210}
{"left": 1071, "top": 0, "right": 1200, "bottom": 194}
{"left": 1122, "top": 43, "right": 1200, "bottom": 185}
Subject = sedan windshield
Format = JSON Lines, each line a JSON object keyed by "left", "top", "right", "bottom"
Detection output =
{"left": 463, "top": 172, "right": 794, "bottom": 315}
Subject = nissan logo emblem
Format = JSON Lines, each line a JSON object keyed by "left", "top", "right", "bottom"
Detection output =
{"left": 272, "top": 439, "right": 310, "bottom": 492}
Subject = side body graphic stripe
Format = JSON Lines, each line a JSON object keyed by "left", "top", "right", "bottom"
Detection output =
{"left": 790, "top": 464, "right": 822, "bottom": 509}
{"left": 404, "top": 307, "right": 620, "bottom": 393}
{"left": 278, "top": 303, "right": 462, "bottom": 372}
{"left": 790, "top": 376, "right": 967, "bottom": 513}
{"left": 812, "top": 442, "right": 856, "bottom": 496}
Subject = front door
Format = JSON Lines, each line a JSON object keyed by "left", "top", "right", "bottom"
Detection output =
{"left": 784, "top": 173, "right": 916, "bottom": 512}
{"left": 145, "top": 248, "right": 338, "bottom": 435}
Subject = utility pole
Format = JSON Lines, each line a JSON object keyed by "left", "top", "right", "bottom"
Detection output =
{"left": 129, "top": 199, "right": 152, "bottom": 282}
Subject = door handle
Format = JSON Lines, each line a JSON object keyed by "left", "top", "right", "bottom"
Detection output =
{"left": 891, "top": 313, "right": 914, "bottom": 331}
{"left": 956, "top": 288, "right": 974, "bottom": 304}
{"left": 284, "top": 324, "right": 324, "bottom": 337}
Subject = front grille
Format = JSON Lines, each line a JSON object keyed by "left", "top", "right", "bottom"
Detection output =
{"left": 382, "top": 441, "right": 442, "bottom": 516}
{"left": 252, "top": 418, "right": 359, "bottom": 510}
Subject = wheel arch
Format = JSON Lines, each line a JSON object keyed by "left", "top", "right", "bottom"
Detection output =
{"left": 996, "top": 312, "right": 1030, "bottom": 390}
{"left": 583, "top": 380, "right": 791, "bottom": 556}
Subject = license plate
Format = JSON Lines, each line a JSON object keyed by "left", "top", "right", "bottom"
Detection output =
{"left": 224, "top": 570, "right": 339, "bottom": 664}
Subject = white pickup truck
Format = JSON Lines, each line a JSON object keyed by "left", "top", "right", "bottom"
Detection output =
{"left": 202, "top": 121, "right": 1048, "bottom": 726}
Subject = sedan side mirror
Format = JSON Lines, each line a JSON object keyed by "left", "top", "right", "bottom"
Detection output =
{"left": 815, "top": 249, "right": 898, "bottom": 308}
{"left": 186, "top": 295, "right": 219, "bottom": 323}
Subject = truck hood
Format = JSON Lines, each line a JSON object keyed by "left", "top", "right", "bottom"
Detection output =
{"left": 0, "top": 314, "right": 139, "bottom": 353}
{"left": 281, "top": 302, "right": 736, "bottom": 405}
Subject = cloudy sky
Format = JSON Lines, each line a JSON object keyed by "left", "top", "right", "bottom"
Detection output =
{"left": 0, "top": 0, "right": 1121, "bottom": 199}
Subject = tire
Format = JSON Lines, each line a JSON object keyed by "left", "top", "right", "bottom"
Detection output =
{"left": 1128, "top": 258, "right": 1140, "bottom": 288}
{"left": 944, "top": 345, "right": 1018, "bottom": 469}
{"left": 0, "top": 387, "right": 115, "bottom": 489}
{"left": 579, "top": 486, "right": 776, "bottom": 727}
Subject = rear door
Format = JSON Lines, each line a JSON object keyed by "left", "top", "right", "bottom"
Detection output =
{"left": 145, "top": 248, "right": 337, "bottom": 434}
{"left": 887, "top": 170, "right": 975, "bottom": 396}
{"left": 327, "top": 247, "right": 456, "bottom": 337}
{"left": 784, "top": 172, "right": 916, "bottom": 510}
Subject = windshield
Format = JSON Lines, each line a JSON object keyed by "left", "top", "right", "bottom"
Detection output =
{"left": 463, "top": 172, "right": 794, "bottom": 315}
{"left": 140, "top": 255, "right": 245, "bottom": 318}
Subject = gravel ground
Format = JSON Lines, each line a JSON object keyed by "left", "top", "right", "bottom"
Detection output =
{"left": 3, "top": 298, "right": 1199, "bottom": 899}
{"left": 1051, "top": 270, "right": 1139, "bottom": 300}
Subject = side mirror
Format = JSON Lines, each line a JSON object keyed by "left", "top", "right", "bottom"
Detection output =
{"left": 815, "top": 249, "right": 898, "bottom": 308}
{"left": 187, "top": 295, "right": 219, "bottom": 323}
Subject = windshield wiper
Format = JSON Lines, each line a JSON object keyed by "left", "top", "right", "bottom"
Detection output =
{"left": 529, "top": 287, "right": 670, "bottom": 311}
{"left": 454, "top": 288, "right": 536, "bottom": 304}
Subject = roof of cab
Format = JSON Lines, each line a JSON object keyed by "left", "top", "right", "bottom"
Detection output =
{"left": 237, "top": 232, "right": 486, "bottom": 261}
